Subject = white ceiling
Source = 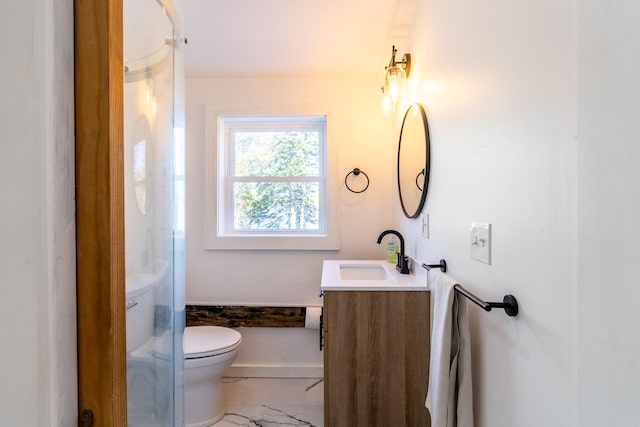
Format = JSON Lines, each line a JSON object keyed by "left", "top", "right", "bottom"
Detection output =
{"left": 182, "top": 0, "right": 417, "bottom": 78}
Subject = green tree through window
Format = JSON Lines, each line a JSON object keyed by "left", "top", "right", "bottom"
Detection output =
{"left": 230, "top": 124, "right": 323, "bottom": 232}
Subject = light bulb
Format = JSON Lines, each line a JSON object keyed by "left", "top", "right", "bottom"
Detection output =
{"left": 388, "top": 74, "right": 399, "bottom": 102}
{"left": 382, "top": 94, "right": 393, "bottom": 115}
{"left": 386, "top": 64, "right": 407, "bottom": 103}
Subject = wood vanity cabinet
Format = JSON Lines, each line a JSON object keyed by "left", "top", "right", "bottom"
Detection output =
{"left": 323, "top": 290, "right": 431, "bottom": 427}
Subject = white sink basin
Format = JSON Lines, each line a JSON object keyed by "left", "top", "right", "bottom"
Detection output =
{"left": 321, "top": 260, "right": 428, "bottom": 291}
{"left": 339, "top": 264, "right": 394, "bottom": 280}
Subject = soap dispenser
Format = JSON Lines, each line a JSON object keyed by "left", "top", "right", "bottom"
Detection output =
{"left": 387, "top": 237, "right": 398, "bottom": 264}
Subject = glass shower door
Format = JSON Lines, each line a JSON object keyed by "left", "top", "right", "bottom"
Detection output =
{"left": 123, "top": 0, "right": 185, "bottom": 425}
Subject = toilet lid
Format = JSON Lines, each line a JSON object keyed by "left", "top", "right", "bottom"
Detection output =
{"left": 184, "top": 326, "right": 242, "bottom": 359}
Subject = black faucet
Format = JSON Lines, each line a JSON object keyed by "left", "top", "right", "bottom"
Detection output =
{"left": 376, "top": 229, "right": 410, "bottom": 274}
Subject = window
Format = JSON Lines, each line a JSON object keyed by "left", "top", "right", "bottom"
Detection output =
{"left": 221, "top": 116, "right": 325, "bottom": 234}
{"left": 204, "top": 106, "right": 339, "bottom": 250}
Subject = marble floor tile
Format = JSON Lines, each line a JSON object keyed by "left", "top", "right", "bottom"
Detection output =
{"left": 214, "top": 378, "right": 323, "bottom": 427}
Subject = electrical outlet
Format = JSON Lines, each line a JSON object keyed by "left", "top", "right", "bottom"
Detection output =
{"left": 421, "top": 213, "right": 429, "bottom": 238}
{"left": 470, "top": 222, "right": 491, "bottom": 264}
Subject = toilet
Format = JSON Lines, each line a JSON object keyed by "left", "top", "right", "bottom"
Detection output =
{"left": 126, "top": 272, "right": 172, "bottom": 426}
{"left": 183, "top": 326, "right": 242, "bottom": 427}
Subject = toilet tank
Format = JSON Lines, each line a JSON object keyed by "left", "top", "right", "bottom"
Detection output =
{"left": 126, "top": 273, "right": 157, "bottom": 352}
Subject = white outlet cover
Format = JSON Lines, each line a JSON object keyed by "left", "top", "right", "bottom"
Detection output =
{"left": 470, "top": 222, "right": 491, "bottom": 264}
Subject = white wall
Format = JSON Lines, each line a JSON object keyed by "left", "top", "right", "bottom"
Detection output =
{"left": 186, "top": 75, "right": 395, "bottom": 305}
{"left": 185, "top": 75, "right": 394, "bottom": 374}
{"left": 398, "top": 0, "right": 578, "bottom": 426}
{"left": 0, "top": 0, "right": 77, "bottom": 426}
{"left": 577, "top": 1, "right": 640, "bottom": 425}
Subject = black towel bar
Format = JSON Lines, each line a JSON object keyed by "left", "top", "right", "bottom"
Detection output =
{"left": 421, "top": 260, "right": 447, "bottom": 272}
{"left": 454, "top": 284, "right": 519, "bottom": 317}
{"left": 421, "top": 261, "right": 519, "bottom": 317}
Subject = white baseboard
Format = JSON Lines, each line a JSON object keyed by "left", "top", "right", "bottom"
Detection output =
{"left": 225, "top": 364, "right": 323, "bottom": 378}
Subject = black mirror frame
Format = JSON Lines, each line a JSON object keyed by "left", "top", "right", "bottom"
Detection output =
{"left": 397, "top": 103, "right": 430, "bottom": 219}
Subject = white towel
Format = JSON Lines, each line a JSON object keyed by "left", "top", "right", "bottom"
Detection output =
{"left": 425, "top": 270, "right": 474, "bottom": 427}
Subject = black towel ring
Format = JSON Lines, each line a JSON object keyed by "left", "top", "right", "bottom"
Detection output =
{"left": 345, "top": 168, "right": 370, "bottom": 193}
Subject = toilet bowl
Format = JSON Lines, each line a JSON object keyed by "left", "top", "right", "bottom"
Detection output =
{"left": 127, "top": 340, "right": 172, "bottom": 427}
{"left": 184, "top": 326, "right": 242, "bottom": 427}
{"left": 126, "top": 271, "right": 173, "bottom": 426}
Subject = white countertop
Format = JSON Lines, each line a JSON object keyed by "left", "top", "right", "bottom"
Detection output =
{"left": 320, "top": 259, "right": 429, "bottom": 291}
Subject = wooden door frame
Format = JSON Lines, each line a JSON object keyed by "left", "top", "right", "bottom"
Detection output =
{"left": 74, "top": 0, "right": 127, "bottom": 424}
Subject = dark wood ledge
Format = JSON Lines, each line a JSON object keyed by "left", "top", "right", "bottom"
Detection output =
{"left": 186, "top": 305, "right": 308, "bottom": 328}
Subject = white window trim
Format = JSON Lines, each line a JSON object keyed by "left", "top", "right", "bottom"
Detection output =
{"left": 204, "top": 104, "right": 340, "bottom": 250}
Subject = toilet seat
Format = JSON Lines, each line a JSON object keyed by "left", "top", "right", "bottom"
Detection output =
{"left": 184, "top": 326, "right": 242, "bottom": 359}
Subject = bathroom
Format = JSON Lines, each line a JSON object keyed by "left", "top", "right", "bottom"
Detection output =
{"left": 181, "top": 0, "right": 574, "bottom": 424}
{"left": 3, "top": 0, "right": 640, "bottom": 426}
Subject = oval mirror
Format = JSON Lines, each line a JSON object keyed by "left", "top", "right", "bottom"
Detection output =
{"left": 397, "top": 103, "right": 430, "bottom": 218}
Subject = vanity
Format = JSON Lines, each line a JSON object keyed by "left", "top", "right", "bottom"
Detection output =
{"left": 321, "top": 260, "right": 431, "bottom": 427}
{"left": 319, "top": 102, "right": 432, "bottom": 425}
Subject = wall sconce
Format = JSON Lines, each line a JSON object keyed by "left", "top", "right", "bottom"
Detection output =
{"left": 381, "top": 45, "right": 411, "bottom": 115}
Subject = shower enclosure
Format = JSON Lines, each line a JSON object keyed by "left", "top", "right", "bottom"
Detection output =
{"left": 123, "top": 0, "right": 185, "bottom": 425}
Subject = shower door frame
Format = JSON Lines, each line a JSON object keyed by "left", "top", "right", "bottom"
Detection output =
{"left": 74, "top": 0, "right": 128, "bottom": 425}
